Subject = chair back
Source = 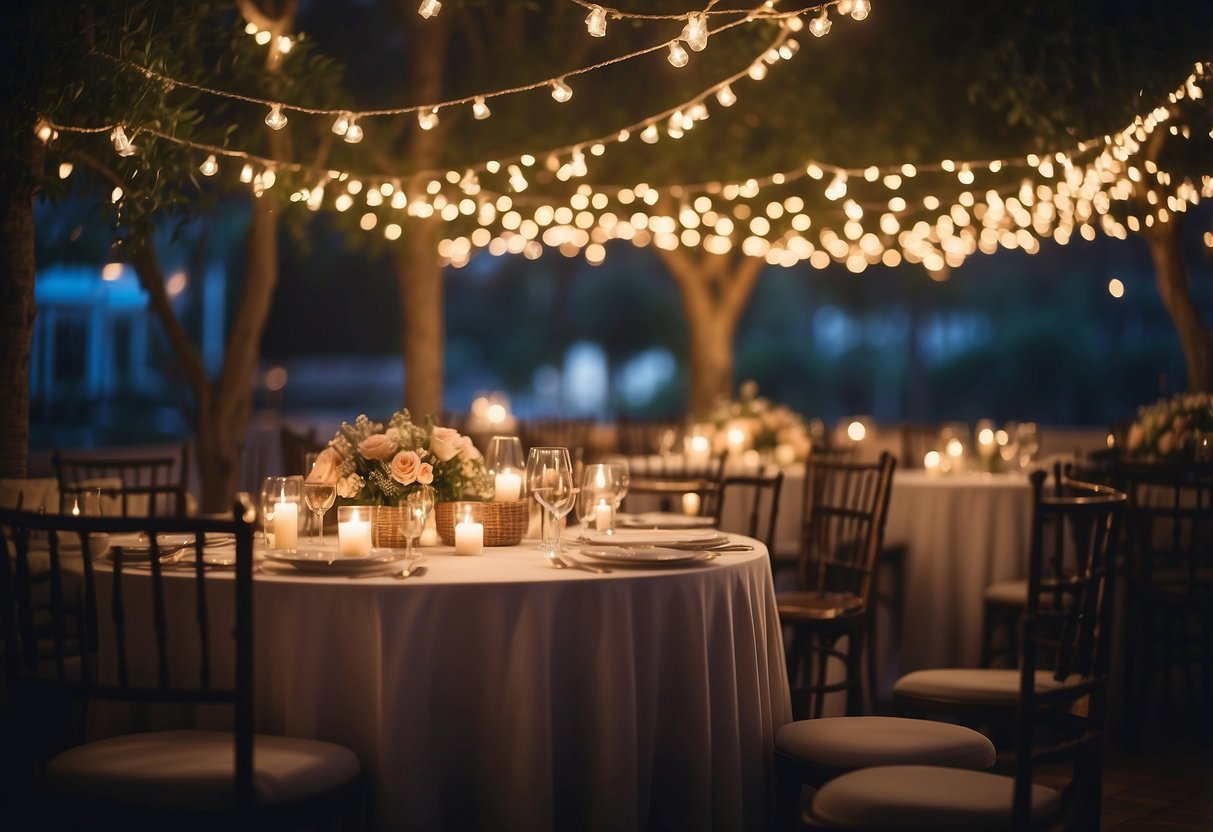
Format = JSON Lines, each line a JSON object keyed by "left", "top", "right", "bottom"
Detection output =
{"left": 520, "top": 418, "right": 596, "bottom": 466}
{"left": 1114, "top": 458, "right": 1212, "bottom": 594}
{"left": 796, "top": 451, "right": 895, "bottom": 604}
{"left": 623, "top": 452, "right": 727, "bottom": 516}
{"left": 52, "top": 446, "right": 190, "bottom": 517}
{"left": 280, "top": 424, "right": 324, "bottom": 478}
{"left": 1011, "top": 466, "right": 1126, "bottom": 829}
{"left": 713, "top": 469, "right": 784, "bottom": 556}
{"left": 614, "top": 416, "right": 683, "bottom": 456}
{"left": 0, "top": 506, "right": 257, "bottom": 808}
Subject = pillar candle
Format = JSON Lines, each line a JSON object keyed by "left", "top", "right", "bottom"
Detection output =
{"left": 272, "top": 500, "right": 298, "bottom": 551}
{"left": 454, "top": 518, "right": 484, "bottom": 555}
{"left": 594, "top": 499, "right": 614, "bottom": 532}
{"left": 682, "top": 491, "right": 701, "bottom": 517}
{"left": 494, "top": 470, "right": 522, "bottom": 501}
{"left": 338, "top": 510, "right": 372, "bottom": 557}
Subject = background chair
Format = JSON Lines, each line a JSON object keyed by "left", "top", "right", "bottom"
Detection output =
{"left": 778, "top": 451, "right": 896, "bottom": 719}
{"left": 613, "top": 415, "right": 683, "bottom": 456}
{"left": 1117, "top": 458, "right": 1212, "bottom": 749}
{"left": 812, "top": 468, "right": 1126, "bottom": 831}
{"left": 712, "top": 468, "right": 785, "bottom": 568}
{"left": 623, "top": 451, "right": 726, "bottom": 516}
{"left": 280, "top": 424, "right": 325, "bottom": 478}
{"left": 519, "top": 417, "right": 596, "bottom": 465}
{"left": 0, "top": 506, "right": 364, "bottom": 830}
{"left": 53, "top": 445, "right": 190, "bottom": 517}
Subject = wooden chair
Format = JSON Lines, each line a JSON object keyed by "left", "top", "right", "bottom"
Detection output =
{"left": 613, "top": 415, "right": 683, "bottom": 456}
{"left": 52, "top": 445, "right": 190, "bottom": 517}
{"left": 519, "top": 418, "right": 596, "bottom": 465}
{"left": 280, "top": 424, "right": 324, "bottom": 478}
{"left": 1116, "top": 458, "right": 1213, "bottom": 749}
{"left": 623, "top": 451, "right": 727, "bottom": 517}
{"left": 778, "top": 452, "right": 896, "bottom": 719}
{"left": 814, "top": 468, "right": 1126, "bottom": 831}
{"left": 712, "top": 468, "right": 785, "bottom": 565}
{"left": 0, "top": 506, "right": 365, "bottom": 830}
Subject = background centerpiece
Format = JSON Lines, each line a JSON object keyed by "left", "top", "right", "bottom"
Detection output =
{"left": 693, "top": 380, "right": 814, "bottom": 466}
{"left": 308, "top": 409, "right": 522, "bottom": 547}
{"left": 1125, "top": 392, "right": 1213, "bottom": 461}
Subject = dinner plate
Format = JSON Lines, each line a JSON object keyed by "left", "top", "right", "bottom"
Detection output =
{"left": 580, "top": 545, "right": 714, "bottom": 567}
{"left": 262, "top": 548, "right": 411, "bottom": 573}
{"left": 579, "top": 529, "right": 728, "bottom": 549}
{"left": 105, "top": 533, "right": 236, "bottom": 562}
{"left": 617, "top": 512, "right": 716, "bottom": 530}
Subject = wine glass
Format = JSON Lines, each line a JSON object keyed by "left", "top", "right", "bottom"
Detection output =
{"left": 303, "top": 452, "right": 337, "bottom": 545}
{"left": 396, "top": 486, "right": 434, "bottom": 560}
{"left": 526, "top": 447, "right": 576, "bottom": 552}
{"left": 579, "top": 462, "right": 628, "bottom": 533}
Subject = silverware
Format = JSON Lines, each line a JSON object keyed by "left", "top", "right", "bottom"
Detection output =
{"left": 395, "top": 565, "right": 427, "bottom": 580}
{"left": 348, "top": 557, "right": 425, "bottom": 580}
{"left": 546, "top": 549, "right": 611, "bottom": 574}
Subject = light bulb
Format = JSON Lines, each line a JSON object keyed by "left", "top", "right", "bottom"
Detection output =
{"left": 344, "top": 119, "right": 363, "bottom": 143}
{"left": 58, "top": 161, "right": 73, "bottom": 179}
{"left": 110, "top": 125, "right": 135, "bottom": 156}
{"left": 682, "top": 12, "right": 708, "bottom": 52}
{"left": 472, "top": 96, "right": 491, "bottom": 120}
{"left": 825, "top": 172, "right": 848, "bottom": 201}
{"left": 418, "top": 0, "right": 441, "bottom": 19}
{"left": 837, "top": 0, "right": 854, "bottom": 14}
{"left": 850, "top": 0, "right": 871, "bottom": 20}
{"left": 240, "top": 163, "right": 254, "bottom": 183}
{"left": 668, "top": 41, "right": 689, "bottom": 68}
{"left": 34, "top": 118, "right": 55, "bottom": 143}
{"left": 331, "top": 112, "right": 351, "bottom": 136}
{"left": 586, "top": 5, "right": 607, "bottom": 37}
{"left": 276, "top": 35, "right": 293, "bottom": 54}
{"left": 550, "top": 77, "right": 572, "bottom": 102}
{"left": 640, "top": 124, "right": 659, "bottom": 144}
{"left": 809, "top": 11, "right": 831, "bottom": 37}
{"left": 264, "top": 103, "right": 288, "bottom": 130}
{"left": 716, "top": 84, "right": 737, "bottom": 107}
{"left": 199, "top": 154, "right": 218, "bottom": 176}
{"left": 418, "top": 107, "right": 439, "bottom": 130}
{"left": 748, "top": 61, "right": 768, "bottom": 80}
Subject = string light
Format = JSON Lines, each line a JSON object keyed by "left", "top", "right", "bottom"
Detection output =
{"left": 472, "top": 96, "right": 491, "bottom": 120}
{"left": 716, "top": 83, "right": 737, "bottom": 107}
{"left": 344, "top": 118, "right": 364, "bottom": 143}
{"left": 585, "top": 4, "right": 608, "bottom": 37}
{"left": 418, "top": 107, "right": 439, "bottom": 130}
{"left": 682, "top": 12, "right": 709, "bottom": 52}
{"left": 850, "top": 0, "right": 871, "bottom": 21}
{"left": 550, "top": 77, "right": 573, "bottom": 102}
{"left": 418, "top": 0, "right": 441, "bottom": 19}
{"left": 264, "top": 103, "right": 288, "bottom": 130}
{"left": 331, "top": 111, "right": 351, "bottom": 136}
{"left": 110, "top": 125, "right": 135, "bottom": 156}
{"left": 199, "top": 154, "right": 218, "bottom": 176}
{"left": 668, "top": 41, "right": 689, "bottom": 68}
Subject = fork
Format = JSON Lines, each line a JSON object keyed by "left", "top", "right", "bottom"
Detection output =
{"left": 546, "top": 548, "right": 611, "bottom": 574}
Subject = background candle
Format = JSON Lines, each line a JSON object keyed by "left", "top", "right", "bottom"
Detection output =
{"left": 681, "top": 491, "right": 701, "bottom": 516}
{"left": 454, "top": 518, "right": 484, "bottom": 555}
{"left": 494, "top": 470, "right": 522, "bottom": 501}
{"left": 273, "top": 500, "right": 298, "bottom": 551}
{"left": 594, "top": 499, "right": 613, "bottom": 532}
{"left": 338, "top": 510, "right": 372, "bottom": 556}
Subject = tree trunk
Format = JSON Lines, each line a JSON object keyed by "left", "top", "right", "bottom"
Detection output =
{"left": 393, "top": 11, "right": 451, "bottom": 419}
{"left": 1144, "top": 216, "right": 1212, "bottom": 392}
{"left": 0, "top": 138, "right": 39, "bottom": 477}
{"left": 659, "top": 248, "right": 764, "bottom": 414}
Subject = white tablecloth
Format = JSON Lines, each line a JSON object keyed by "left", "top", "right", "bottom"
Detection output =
{"left": 88, "top": 537, "right": 791, "bottom": 831}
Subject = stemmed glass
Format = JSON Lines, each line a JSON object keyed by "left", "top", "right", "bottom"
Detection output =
{"left": 1016, "top": 422, "right": 1040, "bottom": 470}
{"left": 578, "top": 462, "right": 629, "bottom": 533}
{"left": 526, "top": 447, "right": 577, "bottom": 552}
{"left": 303, "top": 453, "right": 337, "bottom": 545}
{"left": 396, "top": 486, "right": 434, "bottom": 561}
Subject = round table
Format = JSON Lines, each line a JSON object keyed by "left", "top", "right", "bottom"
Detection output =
{"left": 89, "top": 537, "right": 791, "bottom": 831}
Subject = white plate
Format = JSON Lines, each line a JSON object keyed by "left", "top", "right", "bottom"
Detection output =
{"left": 617, "top": 512, "right": 716, "bottom": 530}
{"left": 579, "top": 529, "right": 728, "bottom": 549}
{"left": 262, "top": 549, "right": 411, "bottom": 573}
{"left": 580, "top": 546, "right": 714, "bottom": 567}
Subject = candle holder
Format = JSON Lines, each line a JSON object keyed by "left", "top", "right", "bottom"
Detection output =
{"left": 487, "top": 435, "right": 525, "bottom": 502}
{"left": 435, "top": 499, "right": 527, "bottom": 546}
{"left": 261, "top": 475, "right": 303, "bottom": 553}
{"left": 337, "top": 505, "right": 374, "bottom": 558}
{"left": 451, "top": 501, "right": 485, "bottom": 556}
{"left": 578, "top": 463, "right": 627, "bottom": 532}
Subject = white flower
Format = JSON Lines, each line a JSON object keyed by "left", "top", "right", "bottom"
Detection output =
{"left": 337, "top": 473, "right": 365, "bottom": 498}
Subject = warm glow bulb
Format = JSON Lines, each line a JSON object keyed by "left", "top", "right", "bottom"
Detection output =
{"left": 418, "top": 0, "right": 441, "bottom": 19}
{"left": 668, "top": 41, "right": 689, "bottom": 68}
{"left": 850, "top": 0, "right": 871, "bottom": 20}
{"left": 331, "top": 112, "right": 351, "bottom": 136}
{"left": 472, "top": 96, "right": 491, "bottom": 120}
{"left": 58, "top": 161, "right": 73, "bottom": 179}
{"left": 418, "top": 108, "right": 439, "bottom": 130}
{"left": 716, "top": 83, "right": 737, "bottom": 107}
{"left": 682, "top": 12, "right": 708, "bottom": 51}
{"left": 847, "top": 421, "right": 866, "bottom": 442}
{"left": 550, "top": 77, "right": 573, "bottom": 102}
{"left": 344, "top": 120, "right": 363, "bottom": 143}
{"left": 586, "top": 5, "right": 607, "bottom": 37}
{"left": 199, "top": 154, "right": 218, "bottom": 176}
{"left": 110, "top": 125, "right": 135, "bottom": 157}
{"left": 1108, "top": 277, "right": 1125, "bottom": 298}
{"left": 264, "top": 103, "right": 288, "bottom": 130}
{"left": 239, "top": 163, "right": 253, "bottom": 183}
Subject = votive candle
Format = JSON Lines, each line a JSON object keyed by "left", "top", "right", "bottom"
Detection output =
{"left": 494, "top": 469, "right": 522, "bottom": 501}
{"left": 272, "top": 499, "right": 298, "bottom": 551}
{"left": 454, "top": 515, "right": 484, "bottom": 555}
{"left": 338, "top": 508, "right": 372, "bottom": 557}
{"left": 594, "top": 498, "right": 614, "bottom": 532}
{"left": 682, "top": 491, "right": 701, "bottom": 517}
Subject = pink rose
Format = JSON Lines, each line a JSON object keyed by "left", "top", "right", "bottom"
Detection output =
{"left": 458, "top": 435, "right": 482, "bottom": 460}
{"left": 306, "top": 447, "right": 342, "bottom": 483}
{"left": 417, "top": 463, "right": 434, "bottom": 485}
{"left": 390, "top": 450, "right": 422, "bottom": 485}
{"left": 359, "top": 433, "right": 397, "bottom": 461}
{"left": 429, "top": 426, "right": 463, "bottom": 461}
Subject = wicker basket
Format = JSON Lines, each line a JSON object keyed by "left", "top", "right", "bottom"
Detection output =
{"left": 435, "top": 500, "right": 529, "bottom": 547}
{"left": 370, "top": 505, "right": 414, "bottom": 549}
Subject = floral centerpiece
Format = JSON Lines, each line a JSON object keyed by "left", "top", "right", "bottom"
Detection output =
{"left": 694, "top": 380, "right": 813, "bottom": 464}
{"left": 1125, "top": 392, "right": 1213, "bottom": 460}
{"left": 309, "top": 409, "right": 491, "bottom": 505}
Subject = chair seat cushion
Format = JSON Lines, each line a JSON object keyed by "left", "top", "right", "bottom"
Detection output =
{"left": 46, "top": 729, "right": 360, "bottom": 810}
{"left": 983, "top": 579, "right": 1028, "bottom": 606}
{"left": 776, "top": 716, "right": 995, "bottom": 773}
{"left": 811, "top": 764, "right": 1062, "bottom": 831}
{"left": 777, "top": 590, "right": 864, "bottom": 620}
{"left": 894, "top": 668, "right": 1085, "bottom": 705}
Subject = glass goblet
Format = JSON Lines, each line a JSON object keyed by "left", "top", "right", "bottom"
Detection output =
{"left": 396, "top": 487, "right": 434, "bottom": 560}
{"left": 526, "top": 447, "right": 574, "bottom": 552}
